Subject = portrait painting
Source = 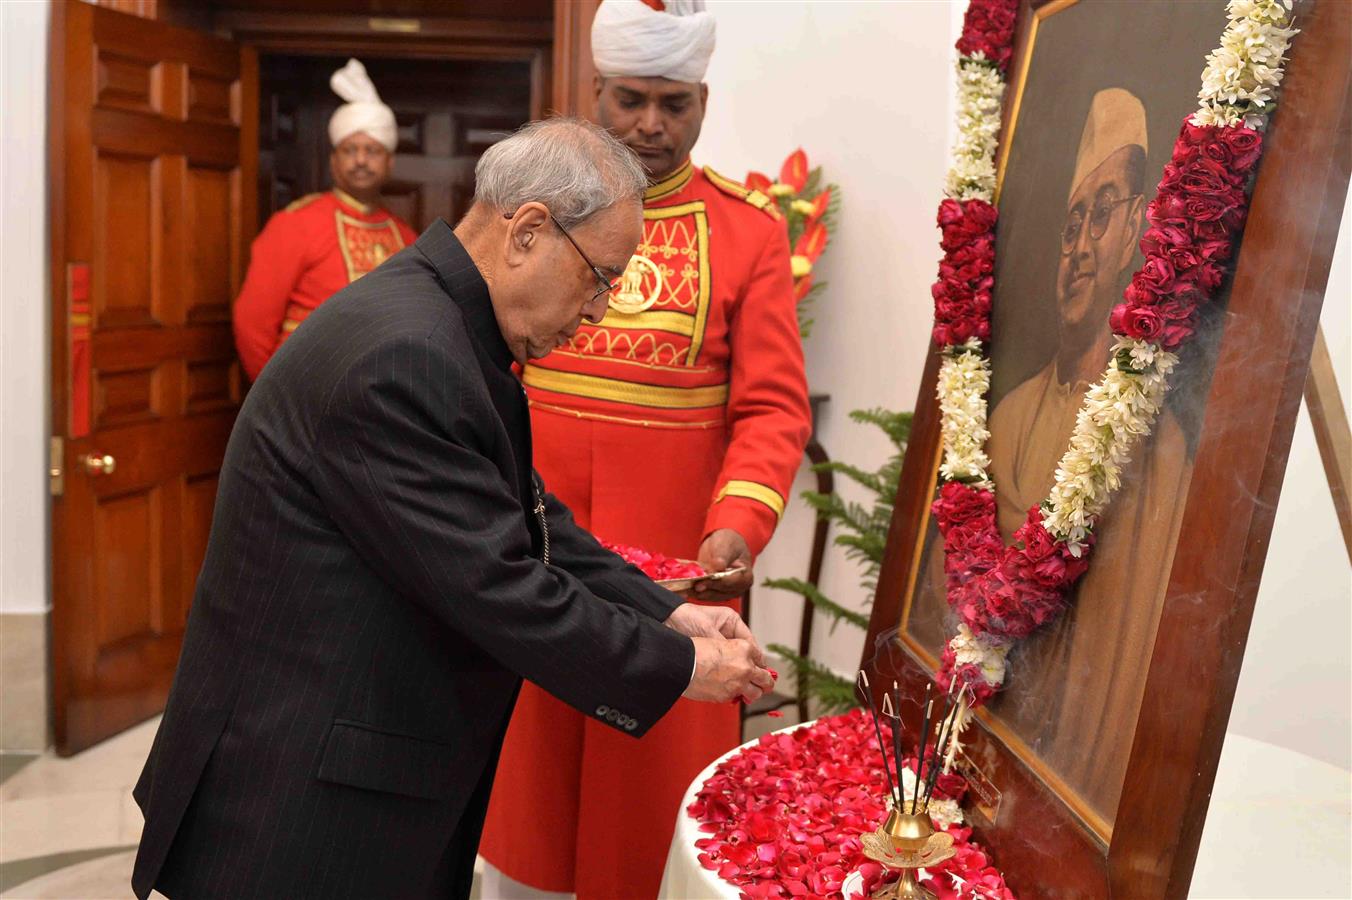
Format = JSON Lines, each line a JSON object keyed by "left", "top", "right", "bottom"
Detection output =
{"left": 900, "top": 0, "right": 1238, "bottom": 834}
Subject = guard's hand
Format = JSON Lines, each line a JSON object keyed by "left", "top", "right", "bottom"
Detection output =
{"left": 693, "top": 529, "right": 753, "bottom": 602}
{"left": 664, "top": 602, "right": 755, "bottom": 642}
{"left": 682, "top": 637, "right": 774, "bottom": 704}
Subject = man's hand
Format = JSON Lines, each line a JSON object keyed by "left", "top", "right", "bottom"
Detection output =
{"left": 682, "top": 636, "right": 774, "bottom": 704}
{"left": 664, "top": 602, "right": 754, "bottom": 642}
{"left": 693, "top": 528, "right": 753, "bottom": 602}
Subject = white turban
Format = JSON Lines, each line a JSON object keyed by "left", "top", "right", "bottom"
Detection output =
{"left": 591, "top": 0, "right": 716, "bottom": 84}
{"left": 328, "top": 58, "right": 397, "bottom": 153}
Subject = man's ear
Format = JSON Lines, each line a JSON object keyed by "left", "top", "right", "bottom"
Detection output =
{"left": 594, "top": 73, "right": 606, "bottom": 103}
{"left": 699, "top": 82, "right": 709, "bottom": 122}
{"left": 503, "top": 202, "right": 550, "bottom": 268}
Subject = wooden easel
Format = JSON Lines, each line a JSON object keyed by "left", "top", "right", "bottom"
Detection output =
{"left": 1305, "top": 325, "right": 1352, "bottom": 562}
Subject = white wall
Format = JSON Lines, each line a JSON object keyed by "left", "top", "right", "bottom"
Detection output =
{"left": 1227, "top": 195, "right": 1351, "bottom": 770}
{"left": 0, "top": 0, "right": 51, "bottom": 617}
{"left": 696, "top": 0, "right": 955, "bottom": 693}
{"left": 698, "top": 0, "right": 1351, "bottom": 772}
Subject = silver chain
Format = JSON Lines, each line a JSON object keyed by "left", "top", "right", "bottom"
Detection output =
{"left": 533, "top": 480, "right": 550, "bottom": 566}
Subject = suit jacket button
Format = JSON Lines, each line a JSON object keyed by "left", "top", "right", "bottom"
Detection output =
{"left": 624, "top": 719, "right": 637, "bottom": 731}
{"left": 596, "top": 705, "right": 610, "bottom": 717}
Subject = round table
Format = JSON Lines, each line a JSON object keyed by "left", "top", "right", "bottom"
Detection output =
{"left": 658, "top": 723, "right": 1351, "bottom": 899}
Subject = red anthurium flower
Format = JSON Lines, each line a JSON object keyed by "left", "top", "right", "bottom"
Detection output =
{"left": 795, "top": 221, "right": 829, "bottom": 263}
{"left": 808, "top": 188, "right": 832, "bottom": 223}
{"left": 746, "top": 170, "right": 774, "bottom": 193}
{"left": 793, "top": 274, "right": 815, "bottom": 303}
{"left": 779, "top": 148, "right": 809, "bottom": 193}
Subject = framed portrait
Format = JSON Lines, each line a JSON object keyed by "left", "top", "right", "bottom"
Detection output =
{"left": 863, "top": 0, "right": 1350, "bottom": 895}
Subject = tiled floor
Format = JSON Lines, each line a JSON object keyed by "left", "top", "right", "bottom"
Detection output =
{"left": 0, "top": 717, "right": 154, "bottom": 898}
{"left": 0, "top": 711, "right": 794, "bottom": 899}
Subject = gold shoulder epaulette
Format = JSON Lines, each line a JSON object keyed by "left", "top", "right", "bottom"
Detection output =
{"left": 703, "top": 166, "right": 782, "bottom": 221}
{"left": 283, "top": 192, "right": 325, "bottom": 213}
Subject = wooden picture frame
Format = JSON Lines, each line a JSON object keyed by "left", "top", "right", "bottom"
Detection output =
{"left": 861, "top": 0, "right": 1351, "bottom": 895}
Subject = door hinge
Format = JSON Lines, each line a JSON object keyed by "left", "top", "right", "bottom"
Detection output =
{"left": 49, "top": 436, "right": 64, "bottom": 497}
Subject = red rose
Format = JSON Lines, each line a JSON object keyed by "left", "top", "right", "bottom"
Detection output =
{"left": 1148, "top": 192, "right": 1189, "bottom": 224}
{"left": 1166, "top": 246, "right": 1201, "bottom": 272}
{"left": 1223, "top": 127, "right": 1264, "bottom": 171}
{"left": 935, "top": 772, "right": 969, "bottom": 802}
{"left": 1138, "top": 257, "right": 1178, "bottom": 294}
{"left": 1139, "top": 224, "right": 1192, "bottom": 257}
{"left": 1201, "top": 139, "right": 1234, "bottom": 167}
{"left": 933, "top": 482, "right": 997, "bottom": 531}
{"left": 963, "top": 198, "right": 999, "bottom": 233}
{"left": 1179, "top": 156, "right": 1242, "bottom": 196}
{"left": 936, "top": 198, "right": 965, "bottom": 228}
{"left": 1180, "top": 117, "right": 1214, "bottom": 147}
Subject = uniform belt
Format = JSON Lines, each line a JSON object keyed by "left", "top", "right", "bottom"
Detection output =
{"left": 521, "top": 366, "right": 729, "bottom": 410}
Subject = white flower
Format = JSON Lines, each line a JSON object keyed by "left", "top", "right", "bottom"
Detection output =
{"left": 945, "top": 57, "right": 1007, "bottom": 201}
{"left": 1194, "top": 0, "right": 1297, "bottom": 127}
{"left": 927, "top": 797, "right": 965, "bottom": 830}
{"left": 948, "top": 624, "right": 1009, "bottom": 687}
{"left": 937, "top": 343, "right": 993, "bottom": 482}
{"left": 1042, "top": 340, "right": 1177, "bottom": 542}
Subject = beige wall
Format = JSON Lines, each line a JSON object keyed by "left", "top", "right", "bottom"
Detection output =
{"left": 1, "top": 0, "right": 51, "bottom": 752}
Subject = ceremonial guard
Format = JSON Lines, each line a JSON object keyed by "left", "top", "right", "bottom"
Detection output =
{"left": 481, "top": 2, "right": 812, "bottom": 896}
{"left": 233, "top": 58, "right": 417, "bottom": 381}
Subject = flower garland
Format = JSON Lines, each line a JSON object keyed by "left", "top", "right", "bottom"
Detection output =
{"left": 931, "top": 0, "right": 1298, "bottom": 704}
{"left": 687, "top": 709, "right": 1014, "bottom": 900}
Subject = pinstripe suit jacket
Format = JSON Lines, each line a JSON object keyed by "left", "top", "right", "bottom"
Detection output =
{"left": 131, "top": 221, "right": 695, "bottom": 899}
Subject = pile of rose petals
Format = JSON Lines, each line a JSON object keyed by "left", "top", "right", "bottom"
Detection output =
{"left": 603, "top": 540, "right": 706, "bottom": 581}
{"left": 686, "top": 709, "right": 1014, "bottom": 900}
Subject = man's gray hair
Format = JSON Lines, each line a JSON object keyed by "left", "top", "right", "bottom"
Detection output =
{"left": 474, "top": 117, "right": 647, "bottom": 229}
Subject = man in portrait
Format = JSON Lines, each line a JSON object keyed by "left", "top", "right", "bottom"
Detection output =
{"left": 981, "top": 87, "right": 1194, "bottom": 818}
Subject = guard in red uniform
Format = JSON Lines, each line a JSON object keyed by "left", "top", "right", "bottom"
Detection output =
{"left": 233, "top": 58, "right": 417, "bottom": 381}
{"left": 480, "top": 3, "right": 811, "bottom": 896}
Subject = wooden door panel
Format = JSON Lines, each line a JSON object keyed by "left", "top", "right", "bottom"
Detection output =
{"left": 94, "top": 51, "right": 158, "bottom": 115}
{"left": 94, "top": 154, "right": 159, "bottom": 328}
{"left": 51, "top": 1, "right": 255, "bottom": 754}
{"left": 185, "top": 165, "right": 235, "bottom": 320}
{"left": 93, "top": 363, "right": 160, "bottom": 430}
{"left": 93, "top": 487, "right": 162, "bottom": 648}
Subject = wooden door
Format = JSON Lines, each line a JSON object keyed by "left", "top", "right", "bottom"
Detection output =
{"left": 49, "top": 1, "right": 257, "bottom": 754}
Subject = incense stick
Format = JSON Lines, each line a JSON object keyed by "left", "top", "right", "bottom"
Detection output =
{"left": 923, "top": 683, "right": 963, "bottom": 810}
{"left": 883, "top": 689, "right": 904, "bottom": 813}
{"left": 857, "top": 671, "right": 899, "bottom": 807}
{"left": 911, "top": 681, "right": 930, "bottom": 815}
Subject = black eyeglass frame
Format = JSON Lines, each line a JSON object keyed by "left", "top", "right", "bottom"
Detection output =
{"left": 502, "top": 210, "right": 617, "bottom": 302}
{"left": 1060, "top": 191, "right": 1144, "bottom": 255}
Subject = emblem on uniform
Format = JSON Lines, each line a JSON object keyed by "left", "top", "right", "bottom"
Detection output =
{"left": 608, "top": 254, "right": 664, "bottom": 315}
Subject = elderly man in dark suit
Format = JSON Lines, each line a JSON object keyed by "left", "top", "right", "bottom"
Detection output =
{"left": 130, "top": 117, "right": 773, "bottom": 900}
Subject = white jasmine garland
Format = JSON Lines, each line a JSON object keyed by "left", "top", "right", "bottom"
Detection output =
{"left": 949, "top": 623, "right": 1008, "bottom": 688}
{"left": 1195, "top": 0, "right": 1297, "bottom": 129}
{"left": 937, "top": 342, "right": 993, "bottom": 484}
{"left": 946, "top": 56, "right": 1007, "bottom": 201}
{"left": 1041, "top": 339, "right": 1178, "bottom": 547}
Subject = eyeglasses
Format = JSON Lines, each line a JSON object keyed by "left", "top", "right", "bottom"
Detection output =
{"left": 503, "top": 211, "right": 618, "bottom": 303}
{"left": 1061, "top": 190, "right": 1143, "bottom": 255}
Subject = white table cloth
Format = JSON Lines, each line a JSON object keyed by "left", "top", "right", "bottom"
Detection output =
{"left": 658, "top": 723, "right": 1351, "bottom": 899}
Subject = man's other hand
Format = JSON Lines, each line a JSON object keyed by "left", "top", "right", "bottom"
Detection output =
{"left": 693, "top": 528, "right": 753, "bottom": 601}
{"left": 664, "top": 602, "right": 754, "bottom": 642}
{"left": 682, "top": 637, "right": 774, "bottom": 704}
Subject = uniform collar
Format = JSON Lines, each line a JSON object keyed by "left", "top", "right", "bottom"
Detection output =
{"left": 415, "top": 220, "right": 514, "bottom": 373}
{"left": 332, "top": 188, "right": 378, "bottom": 216}
{"left": 644, "top": 158, "right": 695, "bottom": 203}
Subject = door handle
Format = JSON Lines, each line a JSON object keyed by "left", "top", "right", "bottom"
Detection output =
{"left": 80, "top": 453, "right": 116, "bottom": 476}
